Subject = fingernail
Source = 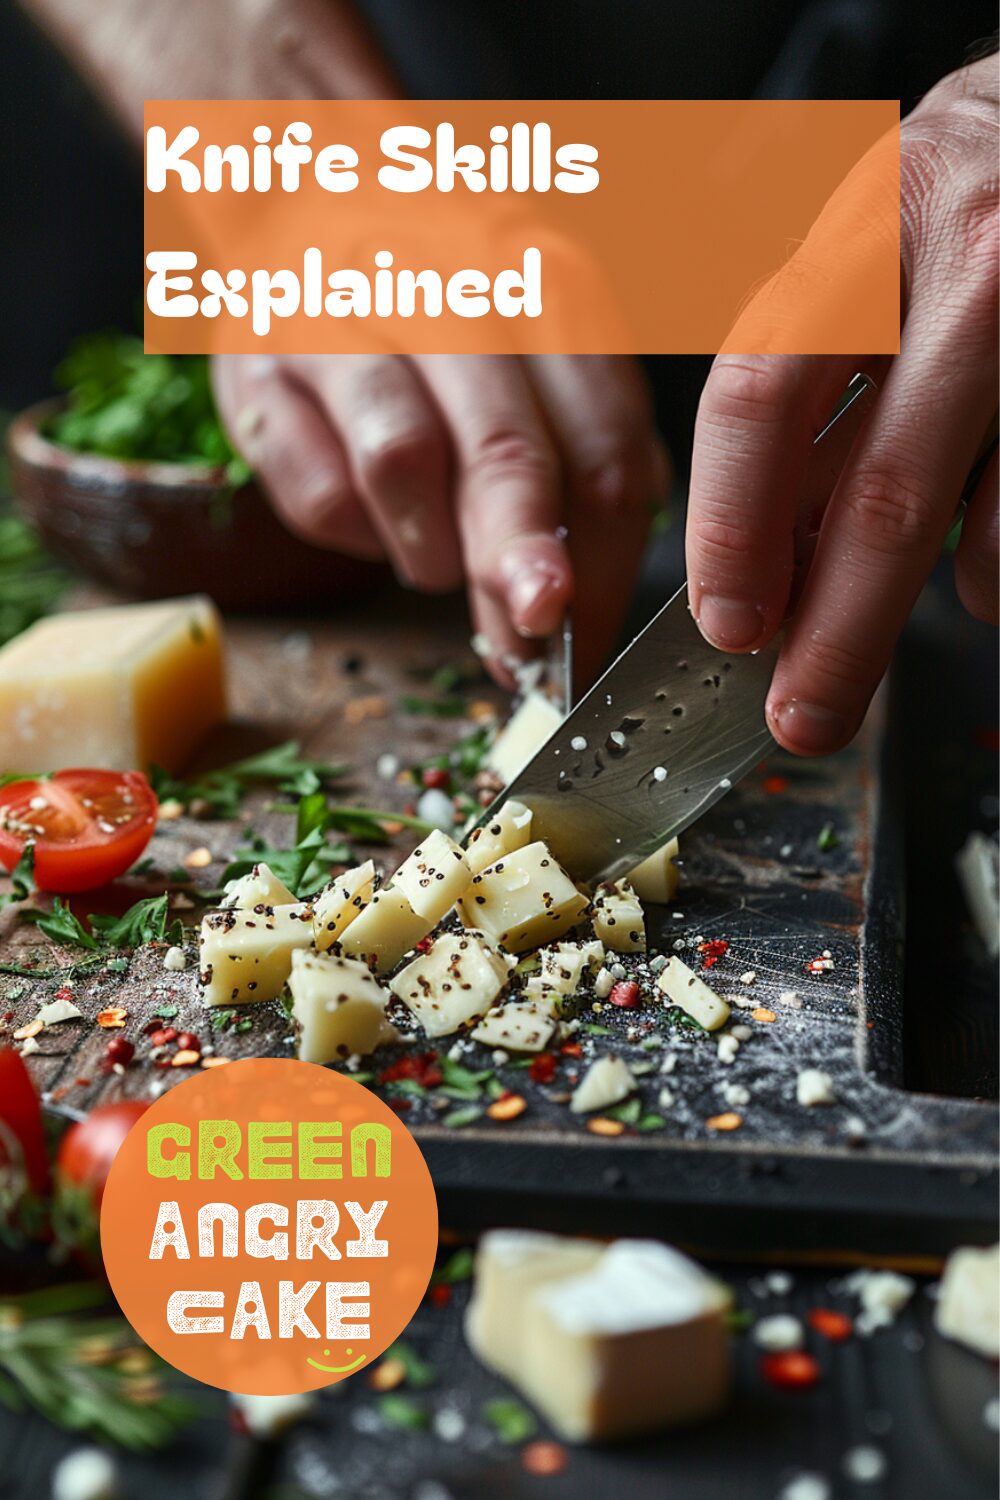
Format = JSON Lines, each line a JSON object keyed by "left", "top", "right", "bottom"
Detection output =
{"left": 506, "top": 562, "right": 566, "bottom": 638}
{"left": 697, "top": 596, "right": 766, "bottom": 651}
{"left": 770, "top": 699, "right": 847, "bottom": 755}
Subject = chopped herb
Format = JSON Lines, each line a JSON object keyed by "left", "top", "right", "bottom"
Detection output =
{"left": 727, "top": 1307, "right": 754, "bottom": 1332}
{"left": 636, "top": 1113, "right": 667, "bottom": 1132}
{"left": 438, "top": 1058, "right": 493, "bottom": 1093}
{"left": 376, "top": 1393, "right": 430, "bottom": 1431}
{"left": 582, "top": 1023, "right": 613, "bottom": 1036}
{"left": 400, "top": 693, "right": 466, "bottom": 719}
{"left": 0, "top": 509, "right": 69, "bottom": 649}
{"left": 149, "top": 739, "right": 346, "bottom": 819}
{"left": 482, "top": 1397, "right": 537, "bottom": 1444}
{"left": 35, "top": 899, "right": 99, "bottom": 951}
{"left": 154, "top": 1005, "right": 179, "bottom": 1020}
{"left": 234, "top": 1017, "right": 253, "bottom": 1034}
{"left": 105, "top": 957, "right": 130, "bottom": 974}
{"left": 434, "top": 1247, "right": 475, "bottom": 1284}
{"left": 817, "top": 822, "right": 840, "bottom": 852}
{"left": 89, "top": 894, "right": 174, "bottom": 949}
{"left": 605, "top": 1097, "right": 642, "bottom": 1125}
{"left": 441, "top": 1105, "right": 483, "bottom": 1128}
{"left": 210, "top": 1010, "right": 236, "bottom": 1031}
{"left": 0, "top": 845, "right": 35, "bottom": 911}
{"left": 384, "top": 1341, "right": 435, "bottom": 1390}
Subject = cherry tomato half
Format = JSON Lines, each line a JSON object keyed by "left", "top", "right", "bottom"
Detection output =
{"left": 0, "top": 770, "right": 158, "bottom": 892}
{"left": 0, "top": 1047, "right": 49, "bottom": 1198}
{"left": 56, "top": 1100, "right": 148, "bottom": 1210}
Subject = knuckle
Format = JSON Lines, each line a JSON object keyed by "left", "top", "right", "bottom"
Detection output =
{"left": 798, "top": 630, "right": 874, "bottom": 695}
{"left": 701, "top": 360, "right": 795, "bottom": 430}
{"left": 468, "top": 424, "right": 555, "bottom": 485}
{"left": 356, "top": 429, "right": 438, "bottom": 493}
{"left": 841, "top": 468, "right": 938, "bottom": 553}
{"left": 575, "top": 434, "right": 653, "bottom": 516}
{"left": 691, "top": 512, "right": 756, "bottom": 569}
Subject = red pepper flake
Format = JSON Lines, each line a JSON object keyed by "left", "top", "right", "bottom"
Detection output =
{"left": 421, "top": 767, "right": 451, "bottom": 791}
{"left": 560, "top": 1041, "right": 583, "bottom": 1058}
{"left": 609, "top": 980, "right": 640, "bottom": 1009}
{"left": 54, "top": 986, "right": 74, "bottom": 1002}
{"left": 148, "top": 1027, "right": 177, "bottom": 1047}
{"left": 176, "top": 1032, "right": 200, "bottom": 1053}
{"left": 698, "top": 939, "right": 729, "bottom": 970}
{"left": 529, "top": 1052, "right": 557, "bottom": 1085}
{"left": 805, "top": 955, "right": 834, "bottom": 975}
{"left": 761, "top": 775, "right": 788, "bottom": 795}
{"left": 806, "top": 1308, "right": 853, "bottom": 1342}
{"left": 429, "top": 1283, "right": 451, "bottom": 1309}
{"left": 415, "top": 936, "right": 434, "bottom": 954}
{"left": 379, "top": 1050, "right": 442, "bottom": 1089}
{"left": 760, "top": 1351, "right": 821, "bottom": 1389}
{"left": 2, "top": 1011, "right": 13, "bottom": 1023}
{"left": 521, "top": 1441, "right": 569, "bottom": 1477}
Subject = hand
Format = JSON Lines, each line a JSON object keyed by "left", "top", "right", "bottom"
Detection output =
{"left": 686, "top": 53, "right": 998, "bottom": 756}
{"left": 213, "top": 352, "right": 667, "bottom": 685}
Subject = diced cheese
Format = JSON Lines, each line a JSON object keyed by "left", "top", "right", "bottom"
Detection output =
{"left": 221, "top": 862, "right": 297, "bottom": 910}
{"left": 199, "top": 902, "right": 315, "bottom": 1007}
{"left": 36, "top": 997, "right": 83, "bottom": 1026}
{"left": 470, "top": 1002, "right": 555, "bottom": 1052}
{"left": 51, "top": 1448, "right": 120, "bottom": 1500}
{"left": 627, "top": 837, "right": 680, "bottom": 905}
{"left": 466, "top": 1234, "right": 731, "bottom": 1442}
{"left": 592, "top": 879, "right": 646, "bottom": 952}
{"left": 229, "top": 1392, "right": 315, "bottom": 1437}
{"left": 336, "top": 885, "right": 431, "bottom": 973}
{"left": 456, "top": 841, "right": 588, "bottom": 953}
{"left": 389, "top": 931, "right": 512, "bottom": 1038}
{"left": 392, "top": 829, "right": 470, "bottom": 923}
{"left": 465, "top": 799, "right": 534, "bottom": 877}
{"left": 289, "top": 949, "right": 396, "bottom": 1064}
{"left": 484, "top": 691, "right": 564, "bottom": 786}
{"left": 0, "top": 596, "right": 226, "bottom": 774}
{"left": 657, "top": 954, "right": 731, "bottom": 1031}
{"left": 570, "top": 1055, "right": 636, "bottom": 1113}
{"left": 796, "top": 1068, "right": 837, "bottom": 1107}
{"left": 522, "top": 940, "right": 604, "bottom": 1015}
{"left": 934, "top": 1243, "right": 999, "bottom": 1359}
{"left": 312, "top": 861, "right": 377, "bottom": 950}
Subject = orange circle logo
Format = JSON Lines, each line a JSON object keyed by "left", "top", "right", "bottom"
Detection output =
{"left": 101, "top": 1059, "right": 437, "bottom": 1395}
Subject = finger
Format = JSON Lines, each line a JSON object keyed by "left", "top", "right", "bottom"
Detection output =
{"left": 767, "top": 302, "right": 999, "bottom": 756}
{"left": 414, "top": 354, "right": 571, "bottom": 671}
{"left": 288, "top": 355, "right": 462, "bottom": 592}
{"left": 527, "top": 355, "right": 666, "bottom": 686}
{"left": 954, "top": 447, "right": 999, "bottom": 625}
{"left": 212, "top": 356, "right": 383, "bottom": 558}
{"left": 686, "top": 354, "right": 861, "bottom": 652}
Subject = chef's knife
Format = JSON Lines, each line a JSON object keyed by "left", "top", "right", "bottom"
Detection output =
{"left": 478, "top": 373, "right": 877, "bottom": 882}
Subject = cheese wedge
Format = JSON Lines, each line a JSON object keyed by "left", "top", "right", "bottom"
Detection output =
{"left": 466, "top": 1233, "right": 732, "bottom": 1442}
{"left": 221, "top": 862, "right": 297, "bottom": 910}
{"left": 570, "top": 1055, "right": 635, "bottom": 1113}
{"left": 336, "top": 885, "right": 431, "bottom": 973}
{"left": 934, "top": 1243, "right": 999, "bottom": 1358}
{"left": 470, "top": 1001, "right": 555, "bottom": 1052}
{"left": 199, "top": 902, "right": 315, "bottom": 1007}
{"left": 0, "top": 596, "right": 226, "bottom": 774}
{"left": 657, "top": 954, "right": 731, "bottom": 1031}
{"left": 389, "top": 931, "right": 513, "bottom": 1038}
{"left": 592, "top": 879, "right": 646, "bottom": 952}
{"left": 392, "top": 829, "right": 470, "bottom": 923}
{"left": 312, "top": 861, "right": 377, "bottom": 950}
{"left": 289, "top": 949, "right": 396, "bottom": 1063}
{"left": 484, "top": 691, "right": 564, "bottom": 785}
{"left": 627, "top": 838, "right": 680, "bottom": 904}
{"left": 456, "top": 841, "right": 589, "bottom": 953}
{"left": 465, "top": 800, "right": 534, "bottom": 877}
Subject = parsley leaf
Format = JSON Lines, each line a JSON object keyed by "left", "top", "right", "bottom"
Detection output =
{"left": 35, "top": 899, "right": 98, "bottom": 950}
{"left": 0, "top": 845, "right": 35, "bottom": 911}
{"left": 482, "top": 1397, "right": 537, "bottom": 1444}
{"left": 149, "top": 740, "right": 346, "bottom": 818}
{"left": 89, "top": 893, "right": 173, "bottom": 948}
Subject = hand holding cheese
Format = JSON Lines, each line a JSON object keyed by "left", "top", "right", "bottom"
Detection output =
{"left": 466, "top": 1231, "right": 731, "bottom": 1441}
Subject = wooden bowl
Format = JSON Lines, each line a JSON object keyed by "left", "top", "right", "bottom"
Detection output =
{"left": 5, "top": 401, "right": 386, "bottom": 611}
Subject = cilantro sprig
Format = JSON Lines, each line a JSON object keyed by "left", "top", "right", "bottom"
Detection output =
{"left": 149, "top": 740, "right": 347, "bottom": 819}
{"left": 34, "top": 893, "right": 179, "bottom": 953}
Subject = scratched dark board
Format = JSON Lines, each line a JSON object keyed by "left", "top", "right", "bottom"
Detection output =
{"left": 0, "top": 588, "right": 996, "bottom": 1256}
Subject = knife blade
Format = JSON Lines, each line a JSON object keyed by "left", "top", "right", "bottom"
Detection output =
{"left": 477, "top": 373, "right": 877, "bottom": 882}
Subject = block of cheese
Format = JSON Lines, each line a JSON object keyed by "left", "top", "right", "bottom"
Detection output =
{"left": 199, "top": 902, "right": 314, "bottom": 1007}
{"left": 466, "top": 1233, "right": 732, "bottom": 1442}
{"left": 465, "top": 800, "right": 534, "bottom": 877}
{"left": 627, "top": 838, "right": 680, "bottom": 905}
{"left": 934, "top": 1243, "right": 999, "bottom": 1358}
{"left": 457, "top": 841, "right": 589, "bottom": 953}
{"left": 657, "top": 954, "right": 731, "bottom": 1031}
{"left": 0, "top": 596, "right": 226, "bottom": 774}
{"left": 313, "top": 861, "right": 377, "bottom": 950}
{"left": 484, "top": 691, "right": 564, "bottom": 786}
{"left": 289, "top": 949, "right": 396, "bottom": 1063}
{"left": 336, "top": 885, "right": 432, "bottom": 973}
{"left": 389, "top": 931, "right": 512, "bottom": 1038}
{"left": 470, "top": 1001, "right": 555, "bottom": 1052}
{"left": 592, "top": 879, "right": 646, "bottom": 952}
{"left": 392, "top": 830, "right": 470, "bottom": 923}
{"left": 221, "top": 862, "right": 297, "bottom": 910}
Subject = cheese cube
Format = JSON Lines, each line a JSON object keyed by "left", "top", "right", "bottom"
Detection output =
{"left": 336, "top": 885, "right": 431, "bottom": 973}
{"left": 289, "top": 949, "right": 396, "bottom": 1064}
{"left": 465, "top": 800, "right": 534, "bottom": 877}
{"left": 470, "top": 1002, "right": 555, "bottom": 1052}
{"left": 485, "top": 691, "right": 564, "bottom": 785}
{"left": 199, "top": 902, "right": 315, "bottom": 1007}
{"left": 389, "top": 931, "right": 513, "bottom": 1038}
{"left": 570, "top": 1055, "right": 636, "bottom": 1113}
{"left": 0, "top": 596, "right": 226, "bottom": 774}
{"left": 312, "top": 861, "right": 377, "bottom": 950}
{"left": 522, "top": 940, "right": 604, "bottom": 1014}
{"left": 456, "top": 841, "right": 588, "bottom": 953}
{"left": 221, "top": 862, "right": 297, "bottom": 910}
{"left": 627, "top": 838, "right": 680, "bottom": 905}
{"left": 392, "top": 830, "right": 470, "bottom": 923}
{"left": 592, "top": 879, "right": 646, "bottom": 952}
{"left": 934, "top": 1243, "right": 999, "bottom": 1359}
{"left": 657, "top": 954, "right": 731, "bottom": 1031}
{"left": 466, "top": 1234, "right": 731, "bottom": 1442}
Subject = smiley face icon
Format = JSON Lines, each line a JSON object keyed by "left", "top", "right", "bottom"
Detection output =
{"left": 305, "top": 1347, "right": 367, "bottom": 1375}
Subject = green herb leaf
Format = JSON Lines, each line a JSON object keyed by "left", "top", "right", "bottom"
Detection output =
{"left": 400, "top": 693, "right": 466, "bottom": 719}
{"left": 434, "top": 1246, "right": 475, "bottom": 1284}
{"left": 482, "top": 1397, "right": 537, "bottom": 1444}
{"left": 384, "top": 1341, "right": 435, "bottom": 1390}
{"left": 35, "top": 899, "right": 98, "bottom": 950}
{"left": 441, "top": 1105, "right": 482, "bottom": 1128}
{"left": 0, "top": 844, "right": 35, "bottom": 911}
{"left": 376, "top": 1393, "right": 430, "bottom": 1431}
{"left": 89, "top": 894, "right": 171, "bottom": 948}
{"left": 817, "top": 821, "right": 840, "bottom": 852}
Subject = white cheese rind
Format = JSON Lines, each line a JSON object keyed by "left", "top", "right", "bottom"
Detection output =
{"left": 627, "top": 837, "right": 681, "bottom": 905}
{"left": 392, "top": 829, "right": 470, "bottom": 923}
{"left": 336, "top": 886, "right": 432, "bottom": 973}
{"left": 484, "top": 692, "right": 564, "bottom": 786}
{"left": 465, "top": 800, "right": 534, "bottom": 877}
{"left": 591, "top": 879, "right": 646, "bottom": 952}
{"left": 221, "top": 862, "right": 297, "bottom": 911}
{"left": 934, "top": 1243, "right": 999, "bottom": 1359}
{"left": 570, "top": 1055, "right": 636, "bottom": 1114}
{"left": 456, "top": 840, "right": 588, "bottom": 953}
{"left": 199, "top": 902, "right": 315, "bottom": 1007}
{"left": 389, "top": 931, "right": 513, "bottom": 1038}
{"left": 312, "top": 861, "right": 377, "bottom": 950}
{"left": 657, "top": 954, "right": 731, "bottom": 1031}
{"left": 470, "top": 1002, "right": 555, "bottom": 1052}
{"left": 289, "top": 949, "right": 395, "bottom": 1064}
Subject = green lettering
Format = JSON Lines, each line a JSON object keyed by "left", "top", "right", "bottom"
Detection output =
{"left": 146, "top": 1122, "right": 190, "bottom": 1179}
{"left": 248, "top": 1120, "right": 292, "bottom": 1178}
{"left": 350, "top": 1122, "right": 392, "bottom": 1178}
{"left": 298, "top": 1121, "right": 343, "bottom": 1179}
{"left": 198, "top": 1118, "right": 243, "bottom": 1180}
